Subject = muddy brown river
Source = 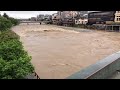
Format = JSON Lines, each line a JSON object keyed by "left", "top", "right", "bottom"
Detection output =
{"left": 12, "top": 24, "right": 120, "bottom": 79}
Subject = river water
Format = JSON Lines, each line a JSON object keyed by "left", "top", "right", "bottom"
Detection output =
{"left": 12, "top": 24, "right": 120, "bottom": 79}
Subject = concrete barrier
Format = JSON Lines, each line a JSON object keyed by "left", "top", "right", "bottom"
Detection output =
{"left": 66, "top": 51, "right": 120, "bottom": 79}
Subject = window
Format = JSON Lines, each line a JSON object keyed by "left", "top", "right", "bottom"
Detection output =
{"left": 76, "top": 21, "right": 78, "bottom": 23}
{"left": 117, "top": 18, "right": 120, "bottom": 21}
{"left": 117, "top": 11, "right": 120, "bottom": 13}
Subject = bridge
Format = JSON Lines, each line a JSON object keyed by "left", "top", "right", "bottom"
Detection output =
{"left": 20, "top": 21, "right": 42, "bottom": 23}
{"left": 20, "top": 21, "right": 52, "bottom": 24}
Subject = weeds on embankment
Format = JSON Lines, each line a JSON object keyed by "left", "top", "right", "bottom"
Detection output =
{"left": 0, "top": 14, "right": 34, "bottom": 79}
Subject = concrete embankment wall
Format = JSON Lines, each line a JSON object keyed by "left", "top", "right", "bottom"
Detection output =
{"left": 67, "top": 51, "right": 120, "bottom": 79}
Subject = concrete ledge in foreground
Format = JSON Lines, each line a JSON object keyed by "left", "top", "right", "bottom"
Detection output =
{"left": 66, "top": 51, "right": 120, "bottom": 79}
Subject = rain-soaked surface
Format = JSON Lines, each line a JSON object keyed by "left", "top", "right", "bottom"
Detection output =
{"left": 12, "top": 23, "right": 120, "bottom": 79}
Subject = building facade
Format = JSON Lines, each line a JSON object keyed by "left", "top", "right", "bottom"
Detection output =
{"left": 30, "top": 17, "right": 37, "bottom": 21}
{"left": 114, "top": 11, "right": 120, "bottom": 23}
{"left": 52, "top": 11, "right": 89, "bottom": 26}
{"left": 78, "top": 11, "right": 88, "bottom": 18}
{"left": 59, "top": 11, "right": 79, "bottom": 26}
{"left": 88, "top": 11, "right": 116, "bottom": 25}
{"left": 43, "top": 15, "right": 52, "bottom": 21}
{"left": 37, "top": 14, "right": 44, "bottom": 21}
{"left": 75, "top": 18, "right": 88, "bottom": 25}
{"left": 57, "top": 11, "right": 78, "bottom": 20}
{"left": 52, "top": 13, "right": 61, "bottom": 24}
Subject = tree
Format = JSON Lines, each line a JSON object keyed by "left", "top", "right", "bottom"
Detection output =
{"left": 8, "top": 17, "right": 20, "bottom": 26}
{"left": 3, "top": 13, "right": 9, "bottom": 19}
{"left": 3, "top": 13, "right": 19, "bottom": 26}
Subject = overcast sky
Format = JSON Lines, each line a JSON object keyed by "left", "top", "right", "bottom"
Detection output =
{"left": 0, "top": 11, "right": 57, "bottom": 19}
{"left": 0, "top": 11, "right": 97, "bottom": 19}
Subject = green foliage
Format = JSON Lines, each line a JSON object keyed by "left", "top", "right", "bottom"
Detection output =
{"left": 3, "top": 13, "right": 9, "bottom": 19}
{"left": 0, "top": 55, "right": 34, "bottom": 79}
{"left": 8, "top": 17, "right": 20, "bottom": 26}
{"left": 0, "top": 31, "right": 34, "bottom": 79}
{"left": 2, "top": 13, "right": 19, "bottom": 28}
{"left": 0, "top": 39, "right": 23, "bottom": 61}
{"left": 0, "top": 30, "right": 19, "bottom": 42}
{"left": 0, "top": 16, "right": 12, "bottom": 31}
{"left": 0, "top": 15, "right": 34, "bottom": 79}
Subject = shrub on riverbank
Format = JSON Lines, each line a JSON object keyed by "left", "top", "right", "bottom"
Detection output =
{"left": 0, "top": 55, "right": 34, "bottom": 79}
{"left": 8, "top": 17, "right": 20, "bottom": 26}
{"left": 0, "top": 30, "right": 34, "bottom": 79}
{"left": 3, "top": 13, "right": 19, "bottom": 26}
{"left": 0, "top": 39, "right": 34, "bottom": 79}
{"left": 0, "top": 15, "right": 34, "bottom": 79}
{"left": 0, "top": 30, "right": 19, "bottom": 42}
{"left": 0, "top": 16, "right": 12, "bottom": 31}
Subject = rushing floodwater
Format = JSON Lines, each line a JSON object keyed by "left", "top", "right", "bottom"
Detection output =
{"left": 12, "top": 24, "right": 120, "bottom": 79}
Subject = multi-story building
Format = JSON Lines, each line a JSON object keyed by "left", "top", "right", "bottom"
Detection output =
{"left": 114, "top": 11, "right": 120, "bottom": 23}
{"left": 58, "top": 11, "right": 79, "bottom": 26}
{"left": 52, "top": 11, "right": 88, "bottom": 26}
{"left": 74, "top": 11, "right": 88, "bottom": 25}
{"left": 52, "top": 13, "right": 61, "bottom": 25}
{"left": 43, "top": 14, "right": 52, "bottom": 24}
{"left": 30, "top": 17, "right": 37, "bottom": 21}
{"left": 57, "top": 11, "right": 63, "bottom": 17}
{"left": 60, "top": 11, "right": 78, "bottom": 19}
{"left": 88, "top": 11, "right": 116, "bottom": 25}
{"left": 37, "top": 14, "right": 44, "bottom": 21}
{"left": 44, "top": 14, "right": 52, "bottom": 21}
{"left": 78, "top": 11, "right": 88, "bottom": 18}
